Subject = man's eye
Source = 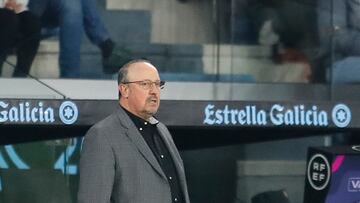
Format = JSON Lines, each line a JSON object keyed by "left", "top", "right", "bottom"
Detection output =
{"left": 141, "top": 82, "right": 149, "bottom": 86}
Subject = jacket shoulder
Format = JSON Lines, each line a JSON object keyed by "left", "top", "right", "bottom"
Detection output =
{"left": 86, "top": 111, "right": 125, "bottom": 139}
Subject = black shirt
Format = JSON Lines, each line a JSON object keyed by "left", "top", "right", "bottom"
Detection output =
{"left": 122, "top": 107, "right": 184, "bottom": 203}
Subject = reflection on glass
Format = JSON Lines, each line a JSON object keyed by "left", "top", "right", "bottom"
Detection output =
{"left": 0, "top": 138, "right": 82, "bottom": 202}
{"left": 318, "top": 0, "right": 360, "bottom": 84}
{"left": 1, "top": 0, "right": 354, "bottom": 85}
{"left": 230, "top": 0, "right": 318, "bottom": 83}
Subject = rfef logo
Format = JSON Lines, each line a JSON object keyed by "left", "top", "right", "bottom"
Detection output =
{"left": 307, "top": 154, "right": 330, "bottom": 190}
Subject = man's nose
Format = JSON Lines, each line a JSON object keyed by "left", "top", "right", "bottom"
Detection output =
{"left": 148, "top": 86, "right": 159, "bottom": 95}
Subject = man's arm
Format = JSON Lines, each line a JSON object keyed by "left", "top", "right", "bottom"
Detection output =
{"left": 78, "top": 127, "right": 115, "bottom": 203}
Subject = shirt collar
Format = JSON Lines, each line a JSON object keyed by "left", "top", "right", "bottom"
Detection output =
{"left": 121, "top": 106, "right": 159, "bottom": 128}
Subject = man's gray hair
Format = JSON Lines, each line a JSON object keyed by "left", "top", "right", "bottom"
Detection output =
{"left": 117, "top": 59, "right": 152, "bottom": 98}
{"left": 117, "top": 59, "right": 152, "bottom": 85}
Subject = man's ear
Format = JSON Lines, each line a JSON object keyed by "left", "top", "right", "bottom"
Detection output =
{"left": 119, "top": 84, "right": 129, "bottom": 98}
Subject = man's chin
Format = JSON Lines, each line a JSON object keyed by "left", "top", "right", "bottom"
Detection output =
{"left": 144, "top": 109, "right": 158, "bottom": 117}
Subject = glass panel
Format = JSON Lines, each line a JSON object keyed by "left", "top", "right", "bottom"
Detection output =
{"left": 320, "top": 0, "right": 360, "bottom": 84}
{"left": 3, "top": 0, "right": 360, "bottom": 100}
{"left": 0, "top": 0, "right": 333, "bottom": 86}
{"left": 0, "top": 135, "right": 331, "bottom": 203}
{"left": 229, "top": 0, "right": 319, "bottom": 83}
{"left": 0, "top": 138, "right": 82, "bottom": 203}
{"left": 1, "top": 0, "right": 222, "bottom": 81}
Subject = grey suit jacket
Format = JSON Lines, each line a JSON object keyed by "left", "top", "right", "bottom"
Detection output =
{"left": 78, "top": 106, "right": 190, "bottom": 203}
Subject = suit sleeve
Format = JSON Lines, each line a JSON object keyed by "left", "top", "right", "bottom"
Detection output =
{"left": 78, "top": 127, "right": 115, "bottom": 203}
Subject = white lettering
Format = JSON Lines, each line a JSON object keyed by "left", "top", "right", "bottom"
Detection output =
{"left": 313, "top": 106, "right": 318, "bottom": 126}
{"left": 312, "top": 173, "right": 318, "bottom": 181}
{"left": 223, "top": 105, "right": 230, "bottom": 124}
{"left": 0, "top": 101, "right": 9, "bottom": 122}
{"left": 320, "top": 163, "right": 326, "bottom": 171}
{"left": 351, "top": 180, "right": 360, "bottom": 189}
{"left": 238, "top": 110, "right": 246, "bottom": 125}
{"left": 9, "top": 107, "right": 19, "bottom": 122}
{"left": 319, "top": 111, "right": 328, "bottom": 126}
{"left": 31, "top": 108, "right": 38, "bottom": 122}
{"left": 44, "top": 108, "right": 55, "bottom": 122}
{"left": 230, "top": 109, "right": 238, "bottom": 125}
{"left": 257, "top": 110, "right": 267, "bottom": 125}
{"left": 39, "top": 102, "right": 44, "bottom": 122}
{"left": 313, "top": 162, "right": 319, "bottom": 170}
{"left": 19, "top": 102, "right": 24, "bottom": 122}
{"left": 204, "top": 104, "right": 215, "bottom": 125}
{"left": 203, "top": 103, "right": 329, "bottom": 127}
{"left": 294, "top": 106, "right": 300, "bottom": 125}
{"left": 270, "top": 104, "right": 328, "bottom": 127}
{"left": 270, "top": 104, "right": 284, "bottom": 125}
{"left": 246, "top": 106, "right": 251, "bottom": 125}
{"left": 0, "top": 101, "right": 55, "bottom": 123}
{"left": 215, "top": 110, "right": 223, "bottom": 124}
{"left": 25, "top": 102, "right": 31, "bottom": 122}
{"left": 284, "top": 110, "right": 294, "bottom": 125}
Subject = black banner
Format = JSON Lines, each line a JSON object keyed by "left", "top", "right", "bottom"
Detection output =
{"left": 0, "top": 99, "right": 358, "bottom": 129}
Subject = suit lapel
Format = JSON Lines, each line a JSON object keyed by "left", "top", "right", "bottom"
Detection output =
{"left": 157, "top": 124, "right": 183, "bottom": 172}
{"left": 157, "top": 123, "right": 189, "bottom": 201}
{"left": 116, "top": 107, "right": 167, "bottom": 180}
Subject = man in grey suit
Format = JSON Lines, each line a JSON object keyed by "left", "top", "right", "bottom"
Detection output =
{"left": 78, "top": 59, "right": 190, "bottom": 203}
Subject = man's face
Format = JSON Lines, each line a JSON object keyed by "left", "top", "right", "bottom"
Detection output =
{"left": 121, "top": 62, "right": 161, "bottom": 120}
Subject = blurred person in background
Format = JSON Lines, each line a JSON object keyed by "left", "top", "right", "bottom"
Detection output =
{"left": 317, "top": 0, "right": 360, "bottom": 83}
{"left": 0, "top": 0, "right": 41, "bottom": 77}
{"left": 28, "top": 0, "right": 124, "bottom": 78}
{"left": 234, "top": 0, "right": 315, "bottom": 82}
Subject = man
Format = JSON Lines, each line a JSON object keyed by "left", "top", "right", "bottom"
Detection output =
{"left": 78, "top": 59, "right": 190, "bottom": 203}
